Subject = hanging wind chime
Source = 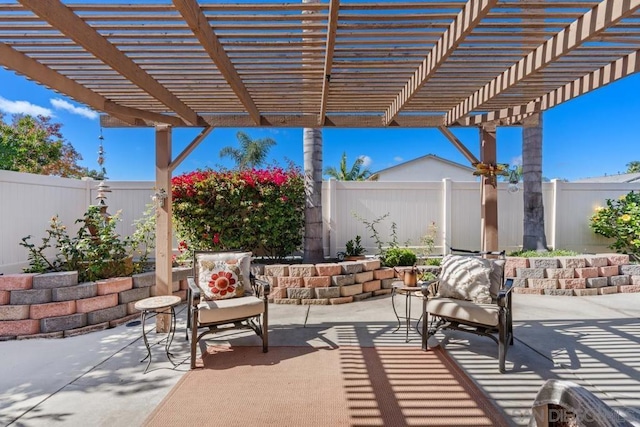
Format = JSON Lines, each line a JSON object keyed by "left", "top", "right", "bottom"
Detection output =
{"left": 95, "top": 128, "right": 111, "bottom": 218}
{"left": 97, "top": 128, "right": 106, "bottom": 179}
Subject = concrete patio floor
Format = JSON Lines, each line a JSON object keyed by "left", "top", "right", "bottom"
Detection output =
{"left": 1, "top": 293, "right": 639, "bottom": 426}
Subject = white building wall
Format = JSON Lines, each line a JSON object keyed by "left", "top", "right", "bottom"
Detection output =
{"left": 376, "top": 158, "right": 475, "bottom": 181}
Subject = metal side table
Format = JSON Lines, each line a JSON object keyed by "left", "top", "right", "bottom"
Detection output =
{"left": 391, "top": 282, "right": 426, "bottom": 343}
{"left": 134, "top": 295, "right": 181, "bottom": 373}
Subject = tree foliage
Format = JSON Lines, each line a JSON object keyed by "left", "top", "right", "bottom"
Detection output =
{"left": 219, "top": 131, "right": 276, "bottom": 170}
{"left": 172, "top": 166, "right": 305, "bottom": 259}
{"left": 0, "top": 113, "right": 99, "bottom": 178}
{"left": 626, "top": 161, "right": 640, "bottom": 174}
{"left": 590, "top": 191, "right": 640, "bottom": 262}
{"left": 324, "top": 151, "right": 376, "bottom": 181}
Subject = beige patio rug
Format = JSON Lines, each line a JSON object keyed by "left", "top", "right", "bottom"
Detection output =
{"left": 144, "top": 345, "right": 508, "bottom": 426}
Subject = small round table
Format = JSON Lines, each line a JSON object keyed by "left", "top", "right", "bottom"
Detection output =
{"left": 134, "top": 295, "right": 182, "bottom": 373}
{"left": 391, "top": 282, "right": 426, "bottom": 343}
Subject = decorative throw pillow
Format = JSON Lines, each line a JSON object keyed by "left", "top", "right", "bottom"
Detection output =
{"left": 196, "top": 252, "right": 252, "bottom": 300}
{"left": 489, "top": 259, "right": 505, "bottom": 299}
{"left": 438, "top": 255, "right": 493, "bottom": 304}
{"left": 199, "top": 263, "right": 242, "bottom": 300}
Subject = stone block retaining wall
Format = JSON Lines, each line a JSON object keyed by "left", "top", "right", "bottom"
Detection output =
{"left": 3, "top": 254, "right": 638, "bottom": 338}
{"left": 253, "top": 259, "right": 417, "bottom": 305}
{"left": 506, "top": 254, "right": 640, "bottom": 296}
{"left": 0, "top": 268, "right": 192, "bottom": 339}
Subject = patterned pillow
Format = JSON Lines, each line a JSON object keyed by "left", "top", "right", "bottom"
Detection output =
{"left": 438, "top": 255, "right": 493, "bottom": 304}
{"left": 196, "top": 252, "right": 252, "bottom": 300}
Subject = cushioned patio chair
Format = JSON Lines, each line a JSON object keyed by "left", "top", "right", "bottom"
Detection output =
{"left": 186, "top": 251, "right": 270, "bottom": 369}
{"left": 421, "top": 249, "right": 514, "bottom": 373}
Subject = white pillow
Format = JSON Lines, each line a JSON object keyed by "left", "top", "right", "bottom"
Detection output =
{"left": 196, "top": 252, "right": 252, "bottom": 295}
{"left": 438, "top": 255, "right": 493, "bottom": 304}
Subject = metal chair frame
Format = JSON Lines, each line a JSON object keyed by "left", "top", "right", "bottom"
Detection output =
{"left": 421, "top": 248, "right": 514, "bottom": 373}
{"left": 186, "top": 251, "right": 270, "bottom": 369}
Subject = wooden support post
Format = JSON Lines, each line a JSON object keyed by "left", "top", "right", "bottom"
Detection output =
{"left": 155, "top": 126, "right": 172, "bottom": 332}
{"left": 480, "top": 126, "right": 498, "bottom": 252}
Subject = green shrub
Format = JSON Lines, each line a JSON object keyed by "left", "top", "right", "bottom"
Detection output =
{"left": 424, "top": 257, "right": 442, "bottom": 266}
{"left": 382, "top": 247, "right": 417, "bottom": 267}
{"left": 508, "top": 249, "right": 579, "bottom": 257}
{"left": 172, "top": 166, "right": 305, "bottom": 259}
{"left": 20, "top": 205, "right": 133, "bottom": 282}
{"left": 590, "top": 191, "right": 640, "bottom": 261}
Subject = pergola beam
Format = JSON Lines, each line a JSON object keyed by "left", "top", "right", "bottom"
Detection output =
{"left": 102, "top": 113, "right": 449, "bottom": 128}
{"left": 383, "top": 0, "right": 498, "bottom": 126}
{"left": 173, "top": 0, "right": 261, "bottom": 125}
{"left": 460, "top": 49, "right": 640, "bottom": 126}
{"left": 318, "top": 0, "right": 340, "bottom": 126}
{"left": 0, "top": 42, "right": 186, "bottom": 127}
{"left": 437, "top": 126, "right": 480, "bottom": 165}
{"left": 18, "top": 0, "right": 201, "bottom": 126}
{"left": 445, "top": 0, "right": 640, "bottom": 125}
{"left": 169, "top": 126, "right": 214, "bottom": 172}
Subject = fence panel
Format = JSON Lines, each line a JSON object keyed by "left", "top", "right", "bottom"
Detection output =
{"left": 2, "top": 171, "right": 639, "bottom": 274}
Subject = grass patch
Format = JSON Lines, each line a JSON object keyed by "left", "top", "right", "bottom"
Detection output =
{"left": 508, "top": 249, "right": 580, "bottom": 257}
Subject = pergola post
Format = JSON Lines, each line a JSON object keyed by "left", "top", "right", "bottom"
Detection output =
{"left": 480, "top": 125, "right": 498, "bottom": 252}
{"left": 155, "top": 125, "right": 173, "bottom": 332}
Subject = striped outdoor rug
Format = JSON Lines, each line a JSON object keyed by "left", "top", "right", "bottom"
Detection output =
{"left": 144, "top": 345, "right": 508, "bottom": 426}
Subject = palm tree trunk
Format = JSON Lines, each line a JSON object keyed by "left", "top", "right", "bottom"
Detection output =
{"left": 303, "top": 128, "right": 325, "bottom": 262}
{"left": 522, "top": 113, "right": 548, "bottom": 251}
{"left": 301, "top": 0, "right": 324, "bottom": 262}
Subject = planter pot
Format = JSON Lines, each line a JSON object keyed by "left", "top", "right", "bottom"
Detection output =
{"left": 344, "top": 255, "right": 366, "bottom": 261}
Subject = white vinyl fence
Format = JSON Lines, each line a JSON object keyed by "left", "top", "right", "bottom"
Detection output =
{"left": 2, "top": 170, "right": 638, "bottom": 274}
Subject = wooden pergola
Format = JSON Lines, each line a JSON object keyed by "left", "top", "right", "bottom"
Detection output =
{"left": 1, "top": 0, "right": 639, "bottom": 330}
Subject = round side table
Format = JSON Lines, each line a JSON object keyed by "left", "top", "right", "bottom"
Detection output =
{"left": 391, "top": 282, "right": 426, "bottom": 343}
{"left": 134, "top": 295, "right": 182, "bottom": 373}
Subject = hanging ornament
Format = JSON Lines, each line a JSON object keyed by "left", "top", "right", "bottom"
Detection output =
{"left": 97, "top": 128, "right": 107, "bottom": 178}
{"left": 472, "top": 162, "right": 509, "bottom": 188}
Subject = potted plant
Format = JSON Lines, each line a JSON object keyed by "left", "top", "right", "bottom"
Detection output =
{"left": 338, "top": 235, "right": 367, "bottom": 261}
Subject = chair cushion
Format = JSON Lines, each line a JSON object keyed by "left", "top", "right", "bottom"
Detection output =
{"left": 197, "top": 295, "right": 264, "bottom": 324}
{"left": 427, "top": 297, "right": 499, "bottom": 327}
{"left": 438, "top": 255, "right": 493, "bottom": 303}
{"left": 196, "top": 252, "right": 252, "bottom": 299}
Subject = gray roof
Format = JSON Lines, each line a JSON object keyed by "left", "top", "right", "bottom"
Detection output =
{"left": 573, "top": 173, "right": 640, "bottom": 183}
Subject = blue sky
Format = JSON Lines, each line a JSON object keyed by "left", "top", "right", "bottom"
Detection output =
{"left": 1, "top": 67, "right": 639, "bottom": 181}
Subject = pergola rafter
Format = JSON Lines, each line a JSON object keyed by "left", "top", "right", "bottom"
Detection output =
{"left": 0, "top": 42, "right": 184, "bottom": 127}
{"left": 445, "top": 0, "right": 640, "bottom": 125}
{"left": 173, "top": 0, "right": 261, "bottom": 125}
{"left": 17, "top": 0, "right": 202, "bottom": 126}
{"left": 383, "top": 0, "right": 497, "bottom": 126}
{"left": 318, "top": 0, "right": 340, "bottom": 126}
{"left": 461, "top": 48, "right": 640, "bottom": 126}
{"left": 2, "top": 0, "right": 637, "bottom": 129}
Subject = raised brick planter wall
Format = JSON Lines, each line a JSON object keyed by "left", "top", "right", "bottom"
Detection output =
{"left": 2, "top": 254, "right": 636, "bottom": 338}
{"left": 507, "top": 254, "right": 640, "bottom": 296}
{"left": 0, "top": 267, "right": 192, "bottom": 340}
{"left": 253, "top": 260, "right": 433, "bottom": 306}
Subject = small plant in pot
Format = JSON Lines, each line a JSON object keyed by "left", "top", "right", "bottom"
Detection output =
{"left": 338, "top": 235, "right": 366, "bottom": 261}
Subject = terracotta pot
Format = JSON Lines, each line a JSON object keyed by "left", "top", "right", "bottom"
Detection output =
{"left": 394, "top": 267, "right": 418, "bottom": 286}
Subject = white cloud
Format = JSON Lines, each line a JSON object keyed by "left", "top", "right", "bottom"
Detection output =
{"left": 394, "top": 156, "right": 403, "bottom": 162}
{"left": 0, "top": 96, "right": 52, "bottom": 117}
{"left": 511, "top": 155, "right": 523, "bottom": 167}
{"left": 358, "top": 155, "right": 372, "bottom": 168}
{"left": 50, "top": 98, "right": 98, "bottom": 120}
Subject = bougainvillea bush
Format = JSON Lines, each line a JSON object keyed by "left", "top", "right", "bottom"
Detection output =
{"left": 172, "top": 166, "right": 305, "bottom": 259}
{"left": 590, "top": 191, "right": 640, "bottom": 262}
